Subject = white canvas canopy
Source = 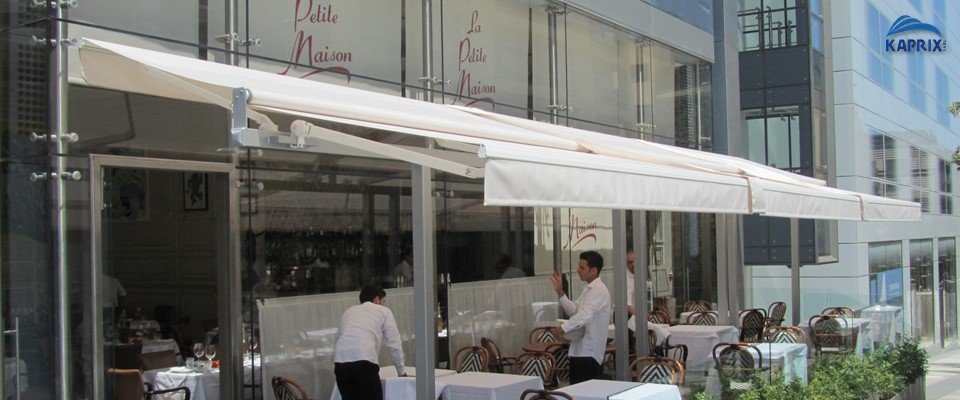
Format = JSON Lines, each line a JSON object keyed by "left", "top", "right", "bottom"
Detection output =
{"left": 76, "top": 38, "right": 920, "bottom": 221}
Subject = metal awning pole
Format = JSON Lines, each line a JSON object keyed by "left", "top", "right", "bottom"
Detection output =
{"left": 791, "top": 218, "right": 801, "bottom": 325}
{"left": 413, "top": 164, "right": 436, "bottom": 400}
{"left": 612, "top": 211, "right": 628, "bottom": 380}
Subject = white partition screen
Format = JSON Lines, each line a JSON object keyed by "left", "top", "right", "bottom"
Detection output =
{"left": 257, "top": 288, "right": 415, "bottom": 400}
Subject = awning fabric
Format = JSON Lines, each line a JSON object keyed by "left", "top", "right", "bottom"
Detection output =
{"left": 76, "top": 38, "right": 921, "bottom": 221}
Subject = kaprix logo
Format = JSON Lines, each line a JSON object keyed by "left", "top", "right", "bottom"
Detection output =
{"left": 885, "top": 15, "right": 946, "bottom": 52}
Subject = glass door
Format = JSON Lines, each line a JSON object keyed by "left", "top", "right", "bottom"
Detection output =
{"left": 92, "top": 156, "right": 237, "bottom": 399}
{"left": 939, "top": 238, "right": 957, "bottom": 346}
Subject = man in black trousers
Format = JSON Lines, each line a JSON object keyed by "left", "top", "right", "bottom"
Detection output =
{"left": 334, "top": 285, "right": 406, "bottom": 399}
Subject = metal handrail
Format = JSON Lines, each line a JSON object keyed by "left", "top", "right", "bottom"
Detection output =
{"left": 3, "top": 317, "right": 22, "bottom": 400}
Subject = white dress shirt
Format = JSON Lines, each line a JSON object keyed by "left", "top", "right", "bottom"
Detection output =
{"left": 626, "top": 271, "right": 634, "bottom": 308}
{"left": 559, "top": 278, "right": 612, "bottom": 364}
{"left": 334, "top": 302, "right": 405, "bottom": 375}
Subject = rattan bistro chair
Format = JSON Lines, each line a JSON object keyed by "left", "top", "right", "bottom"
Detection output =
{"left": 683, "top": 301, "right": 712, "bottom": 312}
{"left": 763, "top": 326, "right": 805, "bottom": 344}
{"left": 481, "top": 337, "right": 518, "bottom": 373}
{"left": 515, "top": 351, "right": 557, "bottom": 389}
{"left": 454, "top": 345, "right": 490, "bottom": 373}
{"left": 738, "top": 308, "right": 768, "bottom": 342}
{"left": 272, "top": 376, "right": 310, "bottom": 400}
{"left": 766, "top": 301, "right": 787, "bottom": 327}
{"left": 686, "top": 311, "right": 718, "bottom": 326}
{"left": 520, "top": 389, "right": 573, "bottom": 400}
{"left": 109, "top": 368, "right": 191, "bottom": 400}
{"left": 629, "top": 356, "right": 685, "bottom": 385}
{"left": 529, "top": 326, "right": 560, "bottom": 343}
{"left": 809, "top": 314, "right": 854, "bottom": 356}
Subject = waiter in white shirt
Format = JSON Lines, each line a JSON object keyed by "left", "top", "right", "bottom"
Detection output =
{"left": 334, "top": 285, "right": 406, "bottom": 400}
{"left": 550, "top": 251, "right": 612, "bottom": 384}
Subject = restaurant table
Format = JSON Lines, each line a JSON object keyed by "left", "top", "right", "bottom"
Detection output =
{"left": 143, "top": 355, "right": 260, "bottom": 400}
{"left": 143, "top": 366, "right": 219, "bottom": 400}
{"left": 626, "top": 316, "right": 671, "bottom": 346}
{"left": 800, "top": 317, "right": 873, "bottom": 355}
{"left": 329, "top": 366, "right": 456, "bottom": 400}
{"left": 662, "top": 325, "right": 739, "bottom": 371}
{"left": 437, "top": 371, "right": 544, "bottom": 400}
{"left": 704, "top": 342, "right": 808, "bottom": 394}
{"left": 860, "top": 305, "right": 902, "bottom": 346}
{"left": 560, "top": 380, "right": 681, "bottom": 400}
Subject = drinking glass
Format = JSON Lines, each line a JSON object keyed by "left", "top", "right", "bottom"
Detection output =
{"left": 204, "top": 344, "right": 217, "bottom": 363}
{"left": 192, "top": 342, "right": 205, "bottom": 360}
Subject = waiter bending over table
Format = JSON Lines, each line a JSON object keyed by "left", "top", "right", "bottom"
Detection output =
{"left": 334, "top": 285, "right": 406, "bottom": 400}
{"left": 550, "top": 251, "right": 612, "bottom": 384}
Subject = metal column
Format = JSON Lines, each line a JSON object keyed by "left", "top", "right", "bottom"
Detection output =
{"left": 790, "top": 218, "right": 801, "bottom": 325}
{"left": 611, "top": 211, "right": 628, "bottom": 380}
{"left": 412, "top": 165, "right": 437, "bottom": 400}
{"left": 420, "top": 0, "right": 435, "bottom": 102}
{"left": 50, "top": 1, "right": 72, "bottom": 397}
{"left": 633, "top": 212, "right": 650, "bottom": 361}
{"left": 547, "top": 5, "right": 564, "bottom": 273}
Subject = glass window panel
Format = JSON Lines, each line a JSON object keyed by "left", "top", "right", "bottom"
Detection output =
{"left": 745, "top": 117, "right": 767, "bottom": 164}
{"left": 910, "top": 239, "right": 935, "bottom": 341}
{"left": 789, "top": 114, "right": 800, "bottom": 170}
{"left": 766, "top": 114, "right": 790, "bottom": 169}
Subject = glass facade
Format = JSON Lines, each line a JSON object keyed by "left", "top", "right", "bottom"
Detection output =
{"left": 2, "top": 1, "right": 719, "bottom": 398}
{"left": 738, "top": 0, "right": 801, "bottom": 51}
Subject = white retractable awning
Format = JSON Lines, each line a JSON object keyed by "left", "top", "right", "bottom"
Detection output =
{"left": 76, "top": 38, "right": 921, "bottom": 221}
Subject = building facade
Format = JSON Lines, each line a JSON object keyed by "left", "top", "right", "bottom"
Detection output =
{"left": 2, "top": 1, "right": 739, "bottom": 399}
{"left": 742, "top": 0, "right": 960, "bottom": 352}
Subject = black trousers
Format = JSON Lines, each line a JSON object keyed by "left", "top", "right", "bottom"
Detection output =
{"left": 334, "top": 360, "right": 382, "bottom": 400}
{"left": 568, "top": 356, "right": 602, "bottom": 384}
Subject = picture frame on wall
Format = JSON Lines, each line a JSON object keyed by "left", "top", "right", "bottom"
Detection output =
{"left": 183, "top": 172, "right": 208, "bottom": 211}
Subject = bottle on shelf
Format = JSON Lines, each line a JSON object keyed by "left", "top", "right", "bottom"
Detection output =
{"left": 435, "top": 305, "right": 444, "bottom": 333}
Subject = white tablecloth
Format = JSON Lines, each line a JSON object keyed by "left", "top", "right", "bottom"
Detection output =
{"left": 143, "top": 356, "right": 260, "bottom": 400}
{"left": 329, "top": 366, "right": 455, "bottom": 400}
{"left": 860, "top": 305, "right": 902, "bottom": 345}
{"left": 436, "top": 371, "right": 544, "bottom": 400}
{"left": 800, "top": 317, "right": 873, "bottom": 355}
{"left": 560, "top": 380, "right": 681, "bottom": 400}
{"left": 662, "top": 325, "right": 739, "bottom": 371}
{"left": 704, "top": 342, "right": 808, "bottom": 394}
{"left": 142, "top": 339, "right": 182, "bottom": 360}
{"left": 626, "top": 316, "right": 671, "bottom": 346}
{"left": 144, "top": 367, "right": 219, "bottom": 400}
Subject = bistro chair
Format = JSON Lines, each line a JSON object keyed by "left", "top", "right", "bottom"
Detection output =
{"left": 686, "top": 311, "right": 718, "bottom": 326}
{"left": 454, "top": 345, "right": 490, "bottom": 373}
{"left": 738, "top": 308, "right": 768, "bottom": 342}
{"left": 712, "top": 343, "right": 764, "bottom": 395}
{"left": 683, "top": 301, "right": 712, "bottom": 313}
{"left": 109, "top": 368, "right": 191, "bottom": 400}
{"left": 139, "top": 350, "right": 178, "bottom": 371}
{"left": 271, "top": 376, "right": 310, "bottom": 400}
{"left": 763, "top": 326, "right": 805, "bottom": 344}
{"left": 629, "top": 356, "right": 685, "bottom": 385}
{"left": 520, "top": 389, "right": 573, "bottom": 400}
{"left": 481, "top": 337, "right": 518, "bottom": 373}
{"left": 809, "top": 314, "right": 854, "bottom": 356}
{"left": 647, "top": 329, "right": 659, "bottom": 356}
{"left": 113, "top": 343, "right": 143, "bottom": 370}
{"left": 545, "top": 343, "right": 570, "bottom": 385}
{"left": 822, "top": 306, "right": 856, "bottom": 317}
{"left": 653, "top": 305, "right": 671, "bottom": 316}
{"left": 648, "top": 309, "right": 671, "bottom": 325}
{"left": 766, "top": 301, "right": 787, "bottom": 327}
{"left": 515, "top": 351, "right": 557, "bottom": 389}
{"left": 659, "top": 338, "right": 688, "bottom": 369}
{"left": 529, "top": 326, "right": 559, "bottom": 343}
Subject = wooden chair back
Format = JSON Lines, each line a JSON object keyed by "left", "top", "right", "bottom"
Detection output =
{"left": 529, "top": 327, "right": 559, "bottom": 343}
{"left": 683, "top": 301, "right": 711, "bottom": 312}
{"left": 766, "top": 301, "right": 787, "bottom": 327}
{"left": 809, "top": 314, "right": 853, "bottom": 356}
{"left": 822, "top": 306, "right": 855, "bottom": 317}
{"left": 108, "top": 368, "right": 146, "bottom": 400}
{"left": 545, "top": 343, "right": 570, "bottom": 384}
{"left": 272, "top": 376, "right": 309, "bottom": 400}
{"left": 520, "top": 389, "right": 573, "bottom": 400}
{"left": 686, "top": 311, "right": 718, "bottom": 326}
{"left": 629, "top": 356, "right": 684, "bottom": 385}
{"left": 454, "top": 345, "right": 490, "bottom": 373}
{"left": 659, "top": 339, "right": 688, "bottom": 368}
{"left": 763, "top": 326, "right": 805, "bottom": 343}
{"left": 140, "top": 350, "right": 178, "bottom": 371}
{"left": 648, "top": 310, "right": 671, "bottom": 324}
{"left": 738, "top": 308, "right": 768, "bottom": 342}
{"left": 515, "top": 352, "right": 557, "bottom": 388}
{"left": 481, "top": 337, "right": 516, "bottom": 373}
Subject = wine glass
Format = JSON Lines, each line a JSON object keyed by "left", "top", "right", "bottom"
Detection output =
{"left": 204, "top": 344, "right": 217, "bottom": 364}
{"left": 192, "top": 342, "right": 205, "bottom": 363}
